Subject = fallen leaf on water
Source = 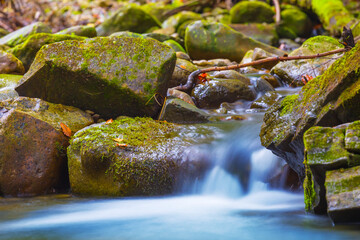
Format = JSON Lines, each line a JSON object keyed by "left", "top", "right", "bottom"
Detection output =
{"left": 60, "top": 123, "right": 72, "bottom": 137}
{"left": 113, "top": 138, "right": 124, "bottom": 143}
{"left": 106, "top": 119, "right": 113, "bottom": 124}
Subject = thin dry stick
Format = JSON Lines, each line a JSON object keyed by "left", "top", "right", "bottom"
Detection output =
{"left": 174, "top": 48, "right": 349, "bottom": 91}
{"left": 273, "top": 0, "right": 281, "bottom": 24}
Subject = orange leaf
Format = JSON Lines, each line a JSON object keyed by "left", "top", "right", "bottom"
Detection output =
{"left": 113, "top": 138, "right": 124, "bottom": 143}
{"left": 60, "top": 123, "right": 72, "bottom": 137}
{"left": 106, "top": 119, "right": 113, "bottom": 124}
{"left": 116, "top": 143, "right": 127, "bottom": 148}
{"left": 179, "top": 65, "right": 186, "bottom": 69}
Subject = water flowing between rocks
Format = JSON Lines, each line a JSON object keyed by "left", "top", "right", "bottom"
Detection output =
{"left": 1, "top": 105, "right": 359, "bottom": 239}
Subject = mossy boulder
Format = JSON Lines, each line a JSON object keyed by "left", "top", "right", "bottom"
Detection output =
{"left": 8, "top": 33, "right": 86, "bottom": 71}
{"left": 278, "top": 8, "right": 312, "bottom": 38}
{"left": 0, "top": 22, "right": 51, "bottom": 47}
{"left": 0, "top": 50, "right": 25, "bottom": 74}
{"left": 271, "top": 36, "right": 343, "bottom": 86}
{"left": 260, "top": 42, "right": 360, "bottom": 184}
{"left": 162, "top": 11, "right": 203, "bottom": 32}
{"left": 110, "top": 31, "right": 145, "bottom": 38}
{"left": 230, "top": 23, "right": 279, "bottom": 46}
{"left": 230, "top": 1, "right": 275, "bottom": 24}
{"left": 191, "top": 79, "right": 256, "bottom": 109}
{"left": 163, "top": 40, "right": 186, "bottom": 53}
{"left": 326, "top": 166, "right": 360, "bottom": 224}
{"left": 55, "top": 25, "right": 97, "bottom": 38}
{"left": 15, "top": 37, "right": 176, "bottom": 119}
{"left": 96, "top": 4, "right": 161, "bottom": 36}
{"left": 67, "top": 117, "right": 213, "bottom": 196}
{"left": 0, "top": 97, "right": 93, "bottom": 197}
{"left": 185, "top": 21, "right": 285, "bottom": 62}
{"left": 345, "top": 121, "right": 360, "bottom": 153}
{"left": 159, "top": 98, "right": 210, "bottom": 123}
{"left": 140, "top": 2, "right": 175, "bottom": 22}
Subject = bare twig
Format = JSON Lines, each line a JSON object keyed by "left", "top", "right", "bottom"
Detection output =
{"left": 174, "top": 48, "right": 349, "bottom": 91}
{"left": 273, "top": 0, "right": 281, "bottom": 24}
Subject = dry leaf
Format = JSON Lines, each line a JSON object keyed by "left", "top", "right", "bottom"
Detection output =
{"left": 106, "top": 119, "right": 113, "bottom": 124}
{"left": 113, "top": 138, "right": 124, "bottom": 143}
{"left": 60, "top": 122, "right": 72, "bottom": 137}
{"left": 116, "top": 143, "right": 127, "bottom": 148}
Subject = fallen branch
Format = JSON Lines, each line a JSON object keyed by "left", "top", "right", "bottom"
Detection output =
{"left": 175, "top": 48, "right": 350, "bottom": 92}
{"left": 273, "top": 0, "right": 281, "bottom": 24}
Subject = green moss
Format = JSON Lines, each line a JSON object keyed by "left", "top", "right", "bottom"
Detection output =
{"left": 325, "top": 166, "right": 360, "bottom": 195}
{"left": 230, "top": 1, "right": 275, "bottom": 24}
{"left": 303, "top": 165, "right": 317, "bottom": 212}
{"left": 279, "top": 94, "right": 299, "bottom": 116}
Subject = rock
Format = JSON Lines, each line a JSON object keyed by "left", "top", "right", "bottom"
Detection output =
{"left": 0, "top": 74, "right": 22, "bottom": 88}
{"left": 0, "top": 51, "right": 25, "bottom": 74}
{"left": 163, "top": 39, "right": 186, "bottom": 53}
{"left": 193, "top": 58, "right": 237, "bottom": 69}
{"left": 191, "top": 79, "right": 256, "bottom": 109}
{"left": 261, "top": 74, "right": 281, "bottom": 88}
{"left": 167, "top": 88, "right": 195, "bottom": 105}
{"left": 8, "top": 33, "right": 86, "bottom": 71}
{"left": 250, "top": 91, "right": 282, "bottom": 109}
{"left": 142, "top": 33, "right": 173, "bottom": 42}
{"left": 162, "top": 11, "right": 203, "bottom": 33}
{"left": 0, "top": 22, "right": 51, "bottom": 47}
{"left": 252, "top": 76, "right": 275, "bottom": 94}
{"left": 230, "top": 23, "right": 278, "bottom": 46}
{"left": 210, "top": 70, "right": 250, "bottom": 84}
{"left": 230, "top": 1, "right": 274, "bottom": 24}
{"left": 278, "top": 7, "right": 312, "bottom": 38}
{"left": 55, "top": 25, "right": 97, "bottom": 38}
{"left": 0, "top": 97, "right": 93, "bottom": 197}
{"left": 0, "top": 88, "right": 18, "bottom": 102}
{"left": 169, "top": 58, "right": 198, "bottom": 88}
{"left": 159, "top": 98, "right": 209, "bottom": 123}
{"left": 278, "top": 39, "right": 300, "bottom": 52}
{"left": 15, "top": 36, "right": 176, "bottom": 119}
{"left": 176, "top": 52, "right": 191, "bottom": 61}
{"left": 140, "top": 2, "right": 175, "bottom": 22}
{"left": 260, "top": 42, "right": 360, "bottom": 186}
{"left": 67, "top": 117, "right": 213, "bottom": 196}
{"left": 325, "top": 166, "right": 360, "bottom": 224}
{"left": 0, "top": 28, "right": 8, "bottom": 38}
{"left": 185, "top": 21, "right": 285, "bottom": 62}
{"left": 241, "top": 48, "right": 280, "bottom": 70}
{"left": 271, "top": 36, "right": 343, "bottom": 86}
{"left": 110, "top": 31, "right": 145, "bottom": 38}
{"left": 96, "top": 4, "right": 161, "bottom": 36}
{"left": 345, "top": 121, "right": 360, "bottom": 153}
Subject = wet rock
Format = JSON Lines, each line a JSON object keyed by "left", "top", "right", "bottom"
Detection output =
{"left": 159, "top": 98, "right": 209, "bottom": 123}
{"left": 162, "top": 11, "right": 203, "bottom": 33}
{"left": 0, "top": 88, "right": 18, "bottom": 102}
{"left": 271, "top": 36, "right": 343, "bottom": 86}
{"left": 15, "top": 37, "right": 176, "bottom": 119}
{"left": 191, "top": 79, "right": 256, "bottom": 109}
{"left": 96, "top": 4, "right": 161, "bottom": 36}
{"left": 260, "top": 42, "right": 360, "bottom": 187}
{"left": 326, "top": 166, "right": 360, "bottom": 224}
{"left": 169, "top": 58, "right": 198, "bottom": 88}
{"left": 0, "top": 51, "right": 25, "bottom": 74}
{"left": 251, "top": 76, "right": 275, "bottom": 94}
{"left": 193, "top": 58, "right": 237, "bottom": 69}
{"left": 250, "top": 91, "right": 282, "bottom": 109}
{"left": 241, "top": 48, "right": 280, "bottom": 71}
{"left": 176, "top": 52, "right": 191, "bottom": 61}
{"left": 67, "top": 117, "right": 213, "bottom": 196}
{"left": 55, "top": 25, "right": 97, "bottom": 38}
{"left": 210, "top": 70, "right": 250, "bottom": 84}
{"left": 230, "top": 1, "right": 274, "bottom": 24}
{"left": 278, "top": 39, "right": 300, "bottom": 52}
{"left": 0, "top": 74, "right": 22, "bottom": 101}
{"left": 185, "top": 21, "right": 285, "bottom": 62}
{"left": 345, "top": 121, "right": 360, "bottom": 153}
{"left": 167, "top": 88, "right": 195, "bottom": 105}
{"left": 8, "top": 33, "right": 85, "bottom": 70}
{"left": 230, "top": 23, "right": 278, "bottom": 46}
{"left": 0, "top": 97, "right": 93, "bottom": 197}
{"left": 278, "top": 7, "right": 312, "bottom": 38}
{"left": 0, "top": 22, "right": 51, "bottom": 47}
{"left": 261, "top": 74, "right": 281, "bottom": 88}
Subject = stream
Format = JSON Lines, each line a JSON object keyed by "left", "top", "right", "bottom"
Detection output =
{"left": 1, "top": 92, "right": 360, "bottom": 239}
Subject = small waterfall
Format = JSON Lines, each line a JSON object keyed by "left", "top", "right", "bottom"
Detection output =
{"left": 188, "top": 118, "right": 286, "bottom": 197}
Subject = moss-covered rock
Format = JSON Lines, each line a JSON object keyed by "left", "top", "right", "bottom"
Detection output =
{"left": 230, "top": 23, "right": 279, "bottom": 46}
{"left": 0, "top": 22, "right": 51, "bottom": 47}
{"left": 140, "top": 2, "right": 175, "bottom": 22}
{"left": 326, "top": 166, "right": 360, "bottom": 223}
{"left": 345, "top": 120, "right": 360, "bottom": 153}
{"left": 110, "top": 31, "right": 145, "bottom": 38}
{"left": 96, "top": 4, "right": 161, "bottom": 36}
{"left": 230, "top": 1, "right": 275, "bottom": 24}
{"left": 0, "top": 50, "right": 25, "bottom": 74}
{"left": 260, "top": 42, "right": 360, "bottom": 185}
{"left": 169, "top": 58, "right": 198, "bottom": 88}
{"left": 163, "top": 39, "right": 185, "bottom": 53}
{"left": 8, "top": 33, "right": 86, "bottom": 70}
{"left": 279, "top": 8, "right": 312, "bottom": 38}
{"left": 0, "top": 28, "right": 8, "bottom": 38}
{"left": 159, "top": 98, "right": 210, "bottom": 123}
{"left": 67, "top": 117, "right": 213, "bottom": 196}
{"left": 0, "top": 74, "right": 22, "bottom": 88}
{"left": 271, "top": 36, "right": 343, "bottom": 86}
{"left": 0, "top": 97, "right": 93, "bottom": 197}
{"left": 250, "top": 91, "right": 282, "bottom": 109}
{"left": 185, "top": 21, "right": 285, "bottom": 62}
{"left": 191, "top": 79, "right": 256, "bottom": 109}
{"left": 162, "top": 11, "right": 203, "bottom": 33}
{"left": 15, "top": 36, "right": 176, "bottom": 119}
{"left": 55, "top": 25, "right": 97, "bottom": 38}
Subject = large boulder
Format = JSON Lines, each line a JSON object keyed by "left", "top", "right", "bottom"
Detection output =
{"left": 185, "top": 21, "right": 285, "bottom": 62}
{"left": 67, "top": 117, "right": 213, "bottom": 196}
{"left": 0, "top": 51, "right": 24, "bottom": 74}
{"left": 0, "top": 22, "right": 51, "bottom": 47}
{"left": 260, "top": 42, "right": 360, "bottom": 183}
{"left": 278, "top": 7, "right": 312, "bottom": 38}
{"left": 15, "top": 36, "right": 176, "bottom": 119}
{"left": 0, "top": 97, "right": 93, "bottom": 197}
{"left": 55, "top": 25, "right": 97, "bottom": 38}
{"left": 96, "top": 4, "right": 161, "bottom": 36}
{"left": 230, "top": 23, "right": 279, "bottom": 46}
{"left": 271, "top": 36, "right": 343, "bottom": 86}
{"left": 162, "top": 11, "right": 203, "bottom": 33}
{"left": 8, "top": 33, "right": 86, "bottom": 70}
{"left": 230, "top": 1, "right": 275, "bottom": 24}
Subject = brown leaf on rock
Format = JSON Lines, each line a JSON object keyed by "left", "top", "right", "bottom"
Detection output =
{"left": 60, "top": 122, "right": 71, "bottom": 137}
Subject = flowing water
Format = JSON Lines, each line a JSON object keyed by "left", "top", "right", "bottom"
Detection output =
{"left": 0, "top": 112, "right": 360, "bottom": 239}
